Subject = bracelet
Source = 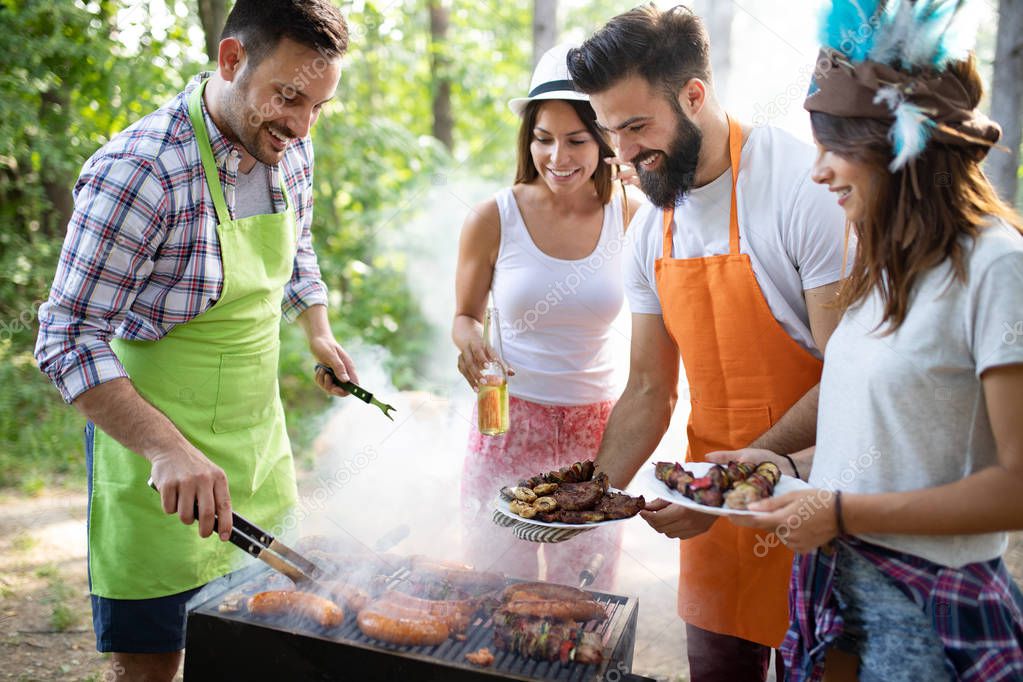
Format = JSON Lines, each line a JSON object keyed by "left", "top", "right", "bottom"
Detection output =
{"left": 834, "top": 490, "right": 847, "bottom": 537}
{"left": 779, "top": 453, "right": 802, "bottom": 481}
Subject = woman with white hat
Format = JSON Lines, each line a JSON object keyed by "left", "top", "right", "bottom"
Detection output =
{"left": 453, "top": 44, "right": 640, "bottom": 585}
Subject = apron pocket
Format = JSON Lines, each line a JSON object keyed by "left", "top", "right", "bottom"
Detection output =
{"left": 690, "top": 403, "right": 773, "bottom": 456}
{"left": 212, "top": 345, "right": 280, "bottom": 434}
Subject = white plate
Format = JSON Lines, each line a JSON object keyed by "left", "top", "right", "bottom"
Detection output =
{"left": 628, "top": 461, "right": 810, "bottom": 517}
{"left": 492, "top": 487, "right": 640, "bottom": 529}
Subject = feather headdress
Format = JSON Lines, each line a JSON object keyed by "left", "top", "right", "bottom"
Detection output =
{"left": 806, "top": 0, "right": 997, "bottom": 171}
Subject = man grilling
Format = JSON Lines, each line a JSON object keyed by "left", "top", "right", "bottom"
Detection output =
{"left": 33, "top": 1, "right": 355, "bottom": 679}
{"left": 568, "top": 6, "right": 847, "bottom": 681}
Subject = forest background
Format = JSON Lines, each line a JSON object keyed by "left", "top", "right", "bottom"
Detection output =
{"left": 1, "top": 0, "right": 1021, "bottom": 491}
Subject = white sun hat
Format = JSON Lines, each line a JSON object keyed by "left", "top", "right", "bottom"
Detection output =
{"left": 508, "top": 43, "right": 589, "bottom": 117}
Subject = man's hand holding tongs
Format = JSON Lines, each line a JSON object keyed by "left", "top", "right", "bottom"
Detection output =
{"left": 149, "top": 446, "right": 233, "bottom": 542}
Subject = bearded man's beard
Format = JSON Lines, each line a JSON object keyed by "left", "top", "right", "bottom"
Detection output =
{"left": 634, "top": 111, "right": 703, "bottom": 209}
{"left": 219, "top": 73, "right": 281, "bottom": 166}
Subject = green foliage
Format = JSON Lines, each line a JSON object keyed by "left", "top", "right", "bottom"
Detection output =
{"left": 0, "top": 0, "right": 539, "bottom": 488}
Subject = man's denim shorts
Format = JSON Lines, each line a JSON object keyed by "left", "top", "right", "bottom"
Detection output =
{"left": 85, "top": 422, "right": 203, "bottom": 653}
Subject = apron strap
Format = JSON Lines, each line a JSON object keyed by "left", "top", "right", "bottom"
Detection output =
{"left": 187, "top": 79, "right": 293, "bottom": 221}
{"left": 725, "top": 115, "right": 742, "bottom": 255}
{"left": 661, "top": 114, "right": 745, "bottom": 259}
{"left": 188, "top": 80, "right": 231, "bottom": 225}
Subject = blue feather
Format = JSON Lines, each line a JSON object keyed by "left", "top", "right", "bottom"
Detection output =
{"left": 819, "top": 0, "right": 882, "bottom": 61}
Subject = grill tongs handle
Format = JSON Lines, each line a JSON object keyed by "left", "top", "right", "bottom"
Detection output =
{"left": 146, "top": 478, "right": 321, "bottom": 585}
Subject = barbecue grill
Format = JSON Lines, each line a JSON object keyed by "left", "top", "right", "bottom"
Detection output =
{"left": 183, "top": 562, "right": 654, "bottom": 681}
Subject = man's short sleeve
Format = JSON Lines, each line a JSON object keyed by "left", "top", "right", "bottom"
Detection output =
{"left": 624, "top": 204, "right": 664, "bottom": 314}
{"left": 785, "top": 169, "right": 851, "bottom": 290}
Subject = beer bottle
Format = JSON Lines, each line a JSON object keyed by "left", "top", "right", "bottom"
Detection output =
{"left": 477, "top": 306, "right": 509, "bottom": 436}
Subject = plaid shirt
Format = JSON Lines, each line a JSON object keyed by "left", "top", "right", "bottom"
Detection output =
{"left": 783, "top": 537, "right": 1023, "bottom": 681}
{"left": 35, "top": 73, "right": 327, "bottom": 403}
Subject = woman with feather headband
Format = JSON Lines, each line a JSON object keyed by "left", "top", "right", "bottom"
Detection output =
{"left": 727, "top": 1, "right": 1023, "bottom": 680}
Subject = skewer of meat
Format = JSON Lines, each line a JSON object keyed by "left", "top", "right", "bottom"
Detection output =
{"left": 724, "top": 462, "right": 782, "bottom": 510}
{"left": 492, "top": 612, "right": 603, "bottom": 664}
{"left": 654, "top": 462, "right": 695, "bottom": 493}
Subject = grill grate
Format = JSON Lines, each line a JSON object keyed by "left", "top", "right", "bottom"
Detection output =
{"left": 183, "top": 563, "right": 638, "bottom": 681}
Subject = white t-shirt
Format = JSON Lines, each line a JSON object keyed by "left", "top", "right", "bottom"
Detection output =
{"left": 492, "top": 188, "right": 626, "bottom": 405}
{"left": 625, "top": 126, "right": 849, "bottom": 356}
{"left": 811, "top": 220, "right": 1023, "bottom": 567}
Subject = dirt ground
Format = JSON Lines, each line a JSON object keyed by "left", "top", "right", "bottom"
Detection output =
{"left": 2, "top": 484, "right": 1023, "bottom": 682}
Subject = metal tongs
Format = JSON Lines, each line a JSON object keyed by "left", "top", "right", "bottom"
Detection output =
{"left": 147, "top": 479, "right": 323, "bottom": 585}
{"left": 315, "top": 363, "right": 397, "bottom": 421}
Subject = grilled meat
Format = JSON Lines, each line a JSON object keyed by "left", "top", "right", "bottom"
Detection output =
{"left": 656, "top": 460, "right": 784, "bottom": 509}
{"left": 724, "top": 462, "right": 782, "bottom": 510}
{"left": 492, "top": 612, "right": 603, "bottom": 664}
{"left": 553, "top": 472, "right": 609, "bottom": 511}
{"left": 654, "top": 461, "right": 694, "bottom": 493}
{"left": 595, "top": 491, "right": 645, "bottom": 519}
{"left": 520, "top": 460, "right": 596, "bottom": 489}
{"left": 247, "top": 591, "right": 345, "bottom": 628}
{"left": 500, "top": 582, "right": 593, "bottom": 603}
{"left": 537, "top": 509, "right": 606, "bottom": 523}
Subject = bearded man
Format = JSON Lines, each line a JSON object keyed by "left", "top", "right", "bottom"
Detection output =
{"left": 34, "top": 2, "right": 357, "bottom": 679}
{"left": 568, "top": 6, "right": 848, "bottom": 681}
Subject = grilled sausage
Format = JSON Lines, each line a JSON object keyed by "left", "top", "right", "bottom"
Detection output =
{"left": 376, "top": 591, "right": 478, "bottom": 632}
{"left": 407, "top": 557, "right": 507, "bottom": 593}
{"left": 247, "top": 590, "right": 345, "bottom": 628}
{"left": 500, "top": 582, "right": 592, "bottom": 602}
{"left": 316, "top": 580, "right": 374, "bottom": 614}
{"left": 500, "top": 599, "right": 606, "bottom": 622}
{"left": 357, "top": 600, "right": 450, "bottom": 646}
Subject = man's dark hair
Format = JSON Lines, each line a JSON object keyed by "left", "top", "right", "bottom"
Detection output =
{"left": 221, "top": 0, "right": 349, "bottom": 66}
{"left": 567, "top": 4, "right": 711, "bottom": 102}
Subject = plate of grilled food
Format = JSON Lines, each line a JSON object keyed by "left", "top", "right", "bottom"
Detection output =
{"left": 630, "top": 460, "right": 810, "bottom": 517}
{"left": 492, "top": 460, "right": 645, "bottom": 543}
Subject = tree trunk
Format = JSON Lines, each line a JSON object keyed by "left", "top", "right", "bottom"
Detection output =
{"left": 986, "top": 0, "right": 1023, "bottom": 206}
{"left": 197, "top": 0, "right": 229, "bottom": 64}
{"left": 701, "top": 0, "right": 734, "bottom": 98}
{"left": 429, "top": 0, "right": 453, "bottom": 150}
{"left": 39, "top": 88, "right": 73, "bottom": 238}
{"left": 532, "top": 0, "right": 558, "bottom": 69}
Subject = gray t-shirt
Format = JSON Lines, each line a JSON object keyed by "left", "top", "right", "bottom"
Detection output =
{"left": 233, "top": 162, "right": 274, "bottom": 219}
{"left": 811, "top": 220, "right": 1023, "bottom": 567}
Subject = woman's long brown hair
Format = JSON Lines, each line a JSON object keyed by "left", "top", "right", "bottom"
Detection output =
{"left": 514, "top": 99, "right": 616, "bottom": 205}
{"left": 811, "top": 56, "right": 1022, "bottom": 332}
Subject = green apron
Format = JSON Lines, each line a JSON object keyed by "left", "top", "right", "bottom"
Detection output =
{"left": 89, "top": 79, "right": 299, "bottom": 599}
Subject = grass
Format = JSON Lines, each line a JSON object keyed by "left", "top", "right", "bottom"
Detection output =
{"left": 35, "top": 564, "right": 79, "bottom": 632}
{"left": 11, "top": 534, "right": 37, "bottom": 553}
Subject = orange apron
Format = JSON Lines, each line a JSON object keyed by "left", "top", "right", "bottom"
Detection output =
{"left": 654, "top": 117, "right": 823, "bottom": 647}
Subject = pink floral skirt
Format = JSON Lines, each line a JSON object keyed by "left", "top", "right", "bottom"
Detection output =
{"left": 460, "top": 394, "right": 623, "bottom": 589}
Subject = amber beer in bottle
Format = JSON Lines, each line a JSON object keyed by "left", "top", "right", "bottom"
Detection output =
{"left": 477, "top": 307, "right": 510, "bottom": 436}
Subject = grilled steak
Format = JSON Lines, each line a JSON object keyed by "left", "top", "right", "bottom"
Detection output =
{"left": 595, "top": 492, "right": 645, "bottom": 519}
{"left": 553, "top": 472, "right": 609, "bottom": 511}
{"left": 537, "top": 510, "right": 607, "bottom": 523}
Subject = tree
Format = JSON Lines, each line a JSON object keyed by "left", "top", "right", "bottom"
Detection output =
{"left": 197, "top": 0, "right": 229, "bottom": 63}
{"left": 703, "top": 1, "right": 733, "bottom": 98}
{"left": 986, "top": 0, "right": 1022, "bottom": 206}
{"left": 428, "top": 0, "right": 453, "bottom": 150}
{"left": 532, "top": 0, "right": 557, "bottom": 68}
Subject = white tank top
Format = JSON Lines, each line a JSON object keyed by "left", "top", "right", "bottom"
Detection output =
{"left": 491, "top": 187, "right": 626, "bottom": 405}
